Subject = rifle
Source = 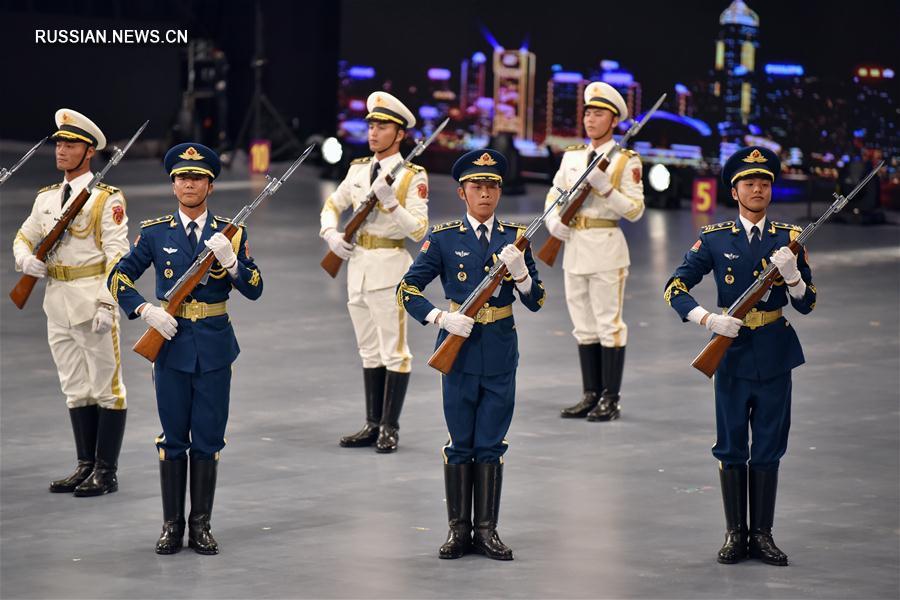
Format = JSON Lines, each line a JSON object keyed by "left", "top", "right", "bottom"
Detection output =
{"left": 132, "top": 143, "right": 316, "bottom": 362}
{"left": 320, "top": 118, "right": 449, "bottom": 278}
{"left": 536, "top": 93, "right": 666, "bottom": 267}
{"left": 9, "top": 122, "right": 148, "bottom": 309}
{"left": 0, "top": 137, "right": 47, "bottom": 186}
{"left": 427, "top": 135, "right": 628, "bottom": 374}
{"left": 691, "top": 160, "right": 885, "bottom": 378}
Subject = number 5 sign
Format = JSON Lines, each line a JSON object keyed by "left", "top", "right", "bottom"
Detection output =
{"left": 692, "top": 178, "right": 717, "bottom": 214}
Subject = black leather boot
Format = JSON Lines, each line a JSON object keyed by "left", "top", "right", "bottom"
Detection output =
{"left": 50, "top": 405, "right": 99, "bottom": 493}
{"left": 749, "top": 468, "right": 788, "bottom": 566}
{"left": 717, "top": 464, "right": 748, "bottom": 564}
{"left": 188, "top": 457, "right": 219, "bottom": 555}
{"left": 155, "top": 459, "right": 188, "bottom": 555}
{"left": 560, "top": 343, "right": 602, "bottom": 418}
{"left": 340, "top": 367, "right": 386, "bottom": 447}
{"left": 439, "top": 463, "right": 473, "bottom": 559}
{"left": 587, "top": 346, "right": 625, "bottom": 422}
{"left": 376, "top": 371, "right": 409, "bottom": 453}
{"left": 472, "top": 462, "right": 513, "bottom": 560}
{"left": 74, "top": 408, "right": 126, "bottom": 496}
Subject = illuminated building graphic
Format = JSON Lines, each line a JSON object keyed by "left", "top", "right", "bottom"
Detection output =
{"left": 675, "top": 83, "right": 693, "bottom": 116}
{"left": 492, "top": 48, "right": 536, "bottom": 140}
{"left": 545, "top": 71, "right": 585, "bottom": 146}
{"left": 714, "top": 0, "right": 759, "bottom": 126}
{"left": 460, "top": 52, "right": 487, "bottom": 111}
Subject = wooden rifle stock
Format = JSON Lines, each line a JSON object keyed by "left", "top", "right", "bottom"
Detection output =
{"left": 320, "top": 173, "right": 396, "bottom": 278}
{"left": 427, "top": 236, "right": 530, "bottom": 374}
{"left": 9, "top": 187, "right": 93, "bottom": 309}
{"left": 133, "top": 222, "right": 239, "bottom": 362}
{"left": 691, "top": 240, "right": 800, "bottom": 377}
{"left": 535, "top": 155, "right": 612, "bottom": 267}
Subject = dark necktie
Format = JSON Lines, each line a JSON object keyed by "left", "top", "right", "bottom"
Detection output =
{"left": 750, "top": 225, "right": 761, "bottom": 256}
{"left": 61, "top": 184, "right": 71, "bottom": 209}
{"left": 587, "top": 150, "right": 596, "bottom": 168}
{"left": 187, "top": 221, "right": 198, "bottom": 252}
{"left": 477, "top": 223, "right": 489, "bottom": 254}
{"left": 370, "top": 161, "right": 381, "bottom": 185}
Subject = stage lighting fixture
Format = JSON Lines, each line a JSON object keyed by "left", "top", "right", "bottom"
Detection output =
{"left": 322, "top": 137, "right": 343, "bottom": 165}
{"left": 648, "top": 163, "right": 671, "bottom": 192}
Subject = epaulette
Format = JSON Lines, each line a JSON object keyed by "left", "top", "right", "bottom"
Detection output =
{"left": 403, "top": 163, "right": 425, "bottom": 173}
{"left": 564, "top": 143, "right": 588, "bottom": 152}
{"left": 772, "top": 221, "right": 802, "bottom": 232}
{"left": 700, "top": 221, "right": 735, "bottom": 234}
{"left": 213, "top": 215, "right": 232, "bottom": 223}
{"left": 350, "top": 156, "right": 372, "bottom": 165}
{"left": 37, "top": 183, "right": 62, "bottom": 194}
{"left": 96, "top": 182, "right": 121, "bottom": 194}
{"left": 499, "top": 219, "right": 527, "bottom": 230}
{"left": 432, "top": 220, "right": 462, "bottom": 233}
{"left": 622, "top": 149, "right": 640, "bottom": 159}
{"left": 141, "top": 215, "right": 174, "bottom": 228}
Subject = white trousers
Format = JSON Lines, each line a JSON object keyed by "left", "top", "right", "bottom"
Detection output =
{"left": 564, "top": 267, "right": 629, "bottom": 347}
{"left": 347, "top": 286, "right": 412, "bottom": 373}
{"left": 47, "top": 318, "right": 126, "bottom": 409}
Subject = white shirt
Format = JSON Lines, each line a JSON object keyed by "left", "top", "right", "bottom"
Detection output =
{"left": 60, "top": 171, "right": 95, "bottom": 207}
{"left": 178, "top": 209, "right": 207, "bottom": 242}
{"left": 738, "top": 213, "right": 766, "bottom": 243}
{"left": 465, "top": 213, "right": 495, "bottom": 242}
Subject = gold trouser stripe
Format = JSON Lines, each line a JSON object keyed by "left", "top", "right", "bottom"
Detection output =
{"left": 47, "top": 261, "right": 107, "bottom": 281}
{"left": 160, "top": 300, "right": 227, "bottom": 320}
{"left": 356, "top": 233, "right": 405, "bottom": 249}
{"left": 569, "top": 215, "right": 619, "bottom": 230}
{"left": 722, "top": 307, "right": 783, "bottom": 330}
{"left": 449, "top": 301, "right": 513, "bottom": 325}
{"left": 612, "top": 267, "right": 626, "bottom": 347}
{"left": 110, "top": 321, "right": 125, "bottom": 409}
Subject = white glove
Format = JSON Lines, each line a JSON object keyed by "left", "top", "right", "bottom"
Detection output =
{"left": 499, "top": 244, "right": 528, "bottom": 280}
{"left": 586, "top": 166, "right": 612, "bottom": 194}
{"left": 704, "top": 313, "right": 743, "bottom": 338}
{"left": 325, "top": 229, "right": 354, "bottom": 260}
{"left": 204, "top": 232, "right": 237, "bottom": 269}
{"left": 439, "top": 311, "right": 474, "bottom": 338}
{"left": 140, "top": 304, "right": 178, "bottom": 340}
{"left": 545, "top": 211, "right": 572, "bottom": 242}
{"left": 21, "top": 255, "right": 47, "bottom": 278}
{"left": 91, "top": 305, "right": 114, "bottom": 334}
{"left": 770, "top": 246, "right": 800, "bottom": 284}
{"left": 372, "top": 178, "right": 398, "bottom": 210}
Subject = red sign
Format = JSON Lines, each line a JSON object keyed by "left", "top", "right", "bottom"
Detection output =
{"left": 249, "top": 139, "right": 271, "bottom": 175}
{"left": 692, "top": 178, "right": 717, "bottom": 214}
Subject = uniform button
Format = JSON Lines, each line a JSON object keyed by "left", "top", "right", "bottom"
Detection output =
{"left": 483, "top": 302, "right": 490, "bottom": 308}
{"left": 459, "top": 263, "right": 464, "bottom": 268}
{"left": 166, "top": 261, "right": 171, "bottom": 266}
{"left": 727, "top": 267, "right": 732, "bottom": 272}
{"left": 484, "top": 266, "right": 489, "bottom": 272}
{"left": 753, "top": 270, "right": 759, "bottom": 276}
{"left": 751, "top": 308, "right": 758, "bottom": 312}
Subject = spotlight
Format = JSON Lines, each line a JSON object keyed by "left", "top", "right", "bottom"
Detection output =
{"left": 648, "top": 164, "right": 671, "bottom": 192}
{"left": 322, "top": 137, "right": 343, "bottom": 165}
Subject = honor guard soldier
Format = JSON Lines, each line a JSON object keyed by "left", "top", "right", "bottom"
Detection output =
{"left": 664, "top": 147, "right": 817, "bottom": 566}
{"left": 13, "top": 109, "right": 129, "bottom": 496}
{"left": 320, "top": 91, "right": 429, "bottom": 453}
{"left": 545, "top": 82, "right": 645, "bottom": 422}
{"left": 398, "top": 149, "right": 545, "bottom": 561}
{"left": 107, "top": 143, "right": 263, "bottom": 555}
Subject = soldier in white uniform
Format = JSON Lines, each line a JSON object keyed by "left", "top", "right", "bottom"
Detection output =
{"left": 320, "top": 92, "right": 429, "bottom": 453}
{"left": 12, "top": 109, "right": 130, "bottom": 495}
{"left": 544, "top": 82, "right": 645, "bottom": 422}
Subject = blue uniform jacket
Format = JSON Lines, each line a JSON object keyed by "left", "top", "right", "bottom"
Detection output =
{"left": 398, "top": 218, "right": 546, "bottom": 376}
{"left": 108, "top": 213, "right": 263, "bottom": 373}
{"left": 664, "top": 219, "right": 816, "bottom": 380}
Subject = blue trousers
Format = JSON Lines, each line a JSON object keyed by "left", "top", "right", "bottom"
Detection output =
{"left": 441, "top": 370, "right": 515, "bottom": 464}
{"left": 713, "top": 371, "right": 792, "bottom": 470}
{"left": 154, "top": 362, "right": 231, "bottom": 460}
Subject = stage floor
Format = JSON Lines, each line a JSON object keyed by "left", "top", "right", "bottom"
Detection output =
{"left": 1, "top": 151, "right": 898, "bottom": 599}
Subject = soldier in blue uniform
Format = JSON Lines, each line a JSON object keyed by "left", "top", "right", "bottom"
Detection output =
{"left": 398, "top": 149, "right": 546, "bottom": 561}
{"left": 107, "top": 143, "right": 263, "bottom": 555}
{"left": 664, "top": 146, "right": 816, "bottom": 566}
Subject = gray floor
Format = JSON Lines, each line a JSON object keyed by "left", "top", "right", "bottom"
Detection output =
{"left": 1, "top": 148, "right": 898, "bottom": 599}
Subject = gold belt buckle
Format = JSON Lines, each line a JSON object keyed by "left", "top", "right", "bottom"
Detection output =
{"left": 743, "top": 310, "right": 763, "bottom": 329}
{"left": 183, "top": 300, "right": 206, "bottom": 322}
{"left": 51, "top": 265, "right": 68, "bottom": 280}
